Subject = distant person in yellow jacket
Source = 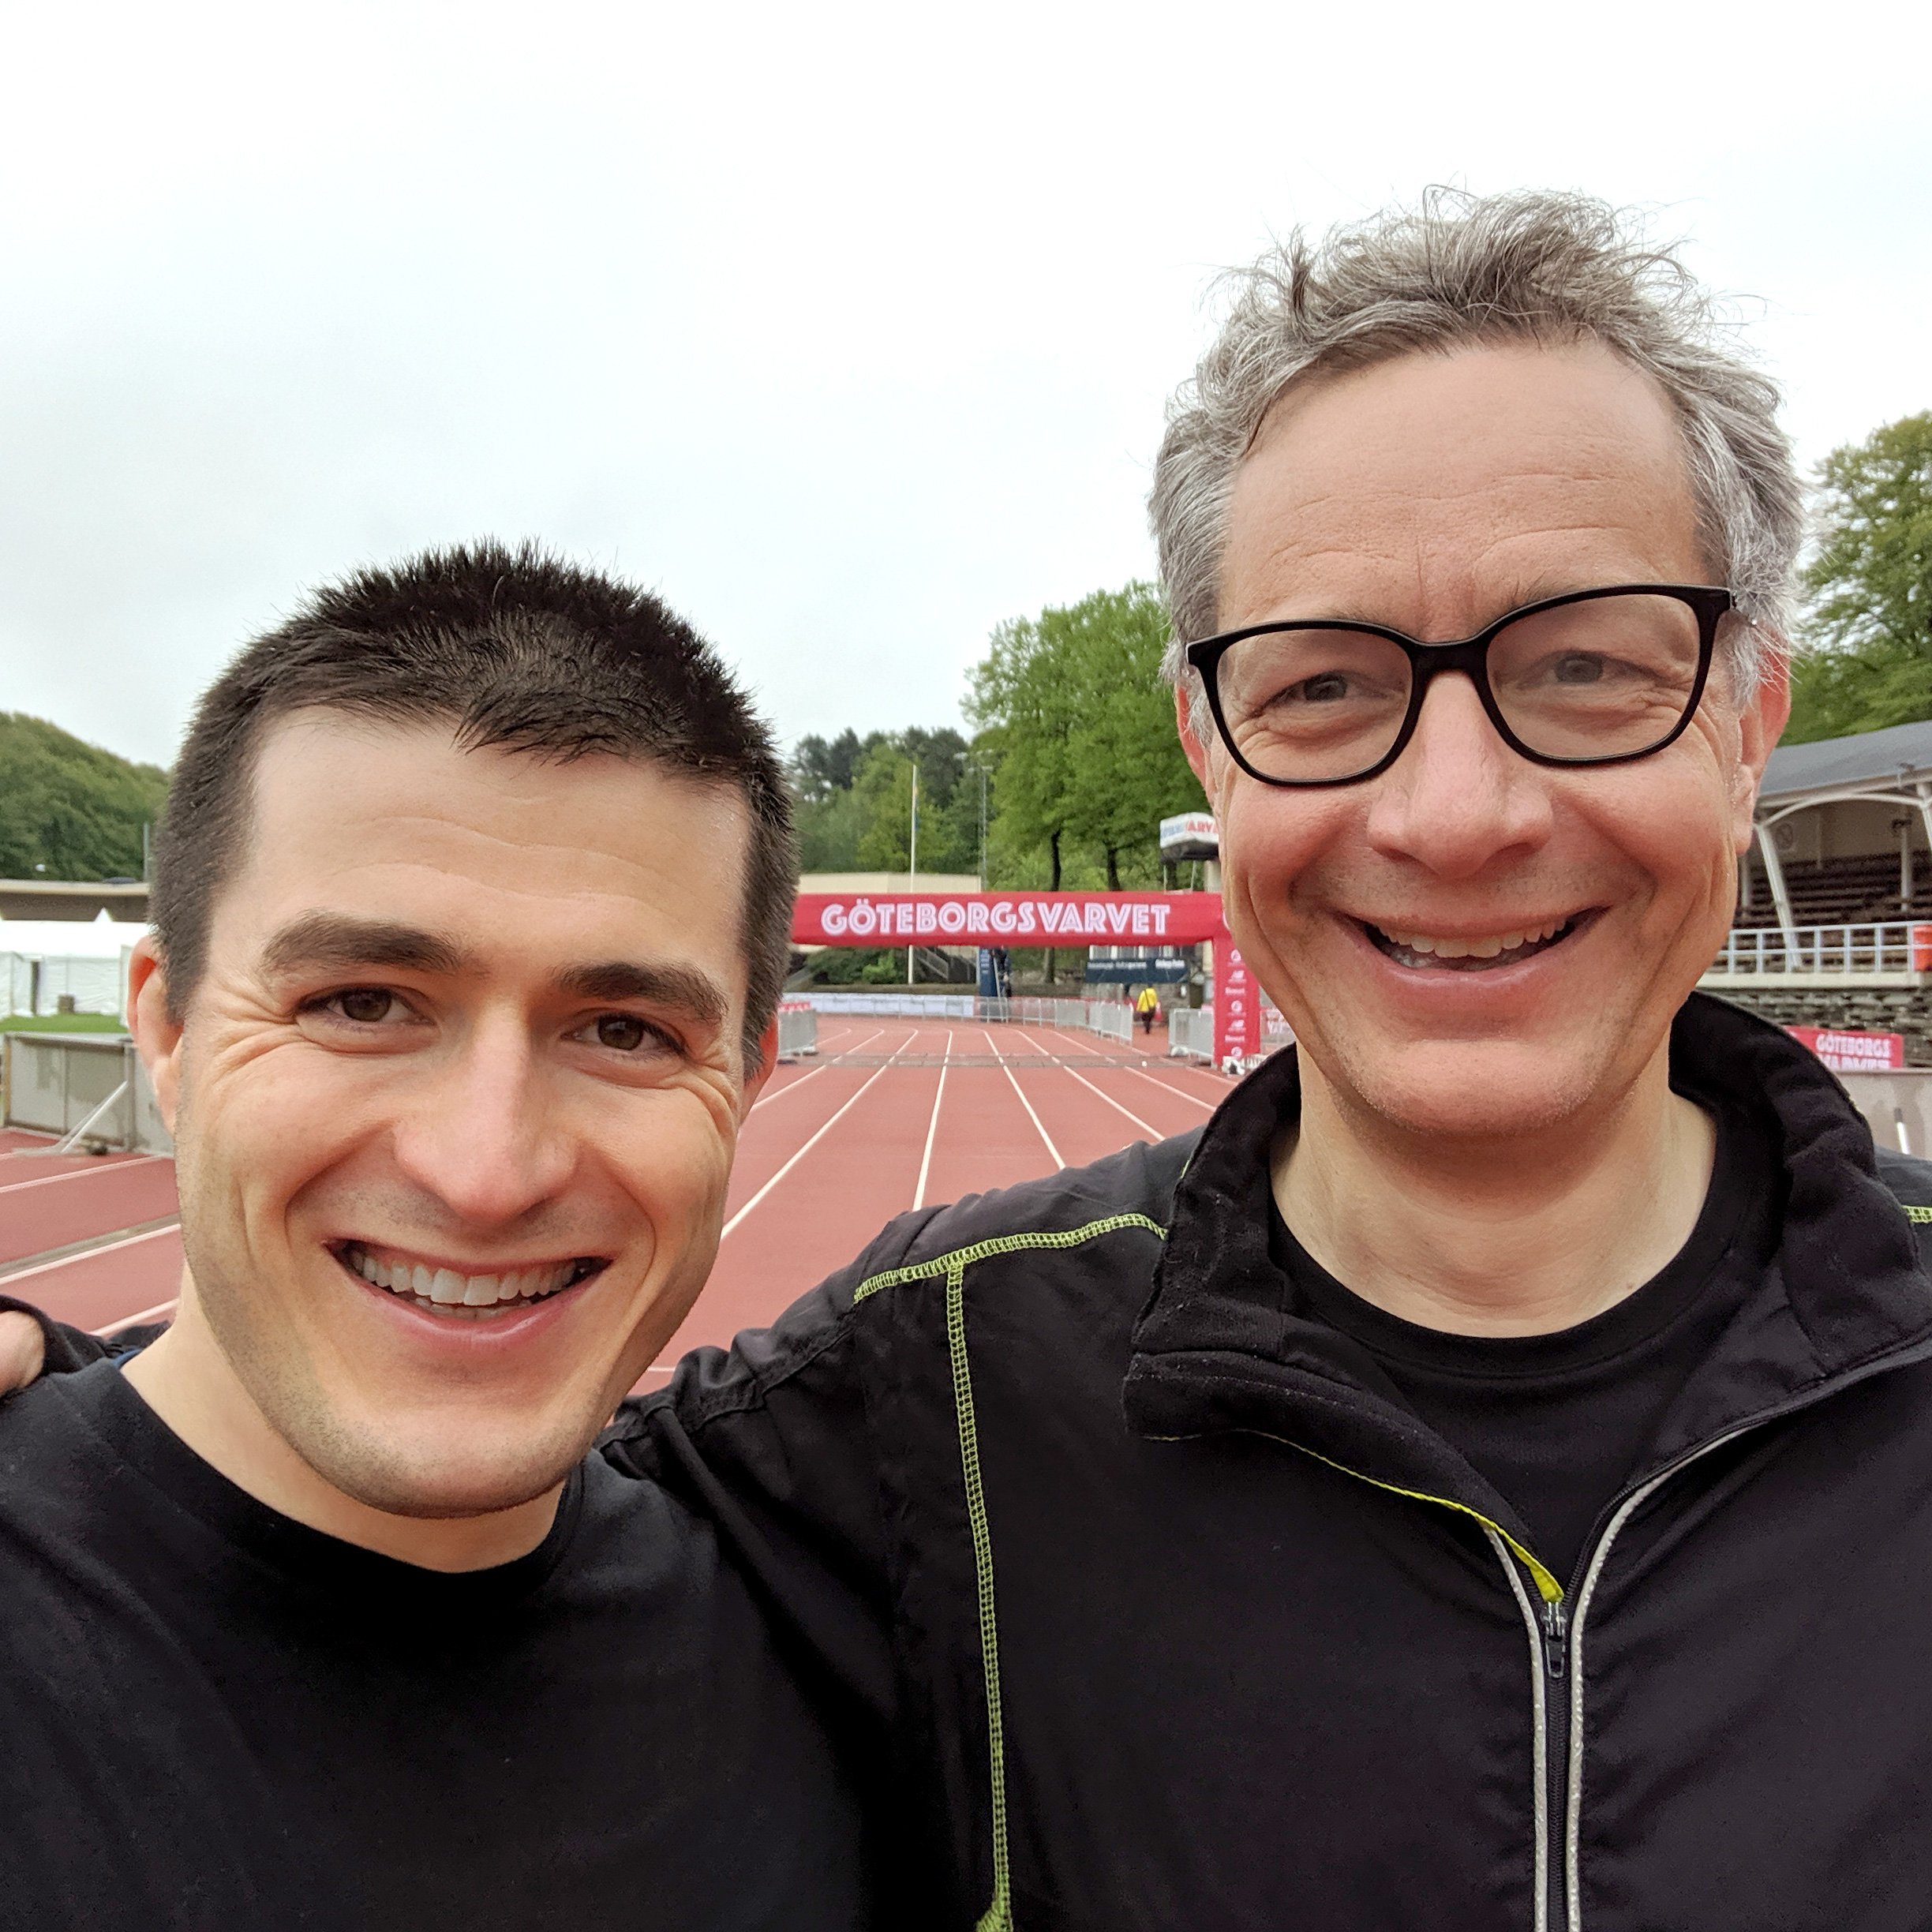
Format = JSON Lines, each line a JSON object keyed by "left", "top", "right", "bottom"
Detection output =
{"left": 1135, "top": 983, "right": 1160, "bottom": 1035}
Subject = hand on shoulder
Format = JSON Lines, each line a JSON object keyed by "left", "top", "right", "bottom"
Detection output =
{"left": 0, "top": 1311, "right": 46, "bottom": 1394}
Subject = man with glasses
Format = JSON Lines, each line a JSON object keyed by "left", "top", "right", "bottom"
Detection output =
{"left": 10, "top": 191, "right": 1932, "bottom": 1927}
{"left": 607, "top": 190, "right": 1932, "bottom": 1930}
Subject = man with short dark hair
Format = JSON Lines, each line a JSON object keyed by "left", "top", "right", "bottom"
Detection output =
{"left": 0, "top": 542, "right": 873, "bottom": 1929}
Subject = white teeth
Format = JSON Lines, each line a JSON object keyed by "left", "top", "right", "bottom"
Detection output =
{"left": 343, "top": 1245, "right": 585, "bottom": 1316}
{"left": 1379, "top": 919, "right": 1571, "bottom": 962}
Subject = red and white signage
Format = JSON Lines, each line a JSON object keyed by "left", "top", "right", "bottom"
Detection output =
{"left": 792, "top": 890, "right": 1226, "bottom": 947}
{"left": 1213, "top": 938, "right": 1260, "bottom": 1067}
{"left": 1787, "top": 1025, "right": 1905, "bottom": 1073}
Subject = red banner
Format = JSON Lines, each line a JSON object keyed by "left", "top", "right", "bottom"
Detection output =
{"left": 792, "top": 890, "right": 1226, "bottom": 948}
{"left": 1212, "top": 937, "right": 1260, "bottom": 1067}
{"left": 1786, "top": 1025, "right": 1904, "bottom": 1073}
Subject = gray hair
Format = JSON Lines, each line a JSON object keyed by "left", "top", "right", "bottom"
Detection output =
{"left": 1150, "top": 189, "right": 1801, "bottom": 710}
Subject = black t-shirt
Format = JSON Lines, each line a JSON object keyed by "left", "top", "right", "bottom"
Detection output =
{"left": 0, "top": 1361, "right": 870, "bottom": 1932}
{"left": 1267, "top": 1086, "right": 1779, "bottom": 1586}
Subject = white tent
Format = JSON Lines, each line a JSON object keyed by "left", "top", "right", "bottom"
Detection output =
{"left": 0, "top": 912, "right": 151, "bottom": 1019}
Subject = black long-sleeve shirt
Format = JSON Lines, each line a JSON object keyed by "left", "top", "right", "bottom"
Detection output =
{"left": 0, "top": 1359, "right": 870, "bottom": 1931}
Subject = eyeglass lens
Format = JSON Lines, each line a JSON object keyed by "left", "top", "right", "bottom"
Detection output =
{"left": 1214, "top": 591, "right": 1706, "bottom": 783}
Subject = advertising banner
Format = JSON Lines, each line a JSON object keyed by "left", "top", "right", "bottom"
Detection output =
{"left": 792, "top": 889, "right": 1225, "bottom": 948}
{"left": 1786, "top": 1025, "right": 1906, "bottom": 1073}
{"left": 1083, "top": 958, "right": 1190, "bottom": 984}
{"left": 1213, "top": 938, "right": 1260, "bottom": 1065}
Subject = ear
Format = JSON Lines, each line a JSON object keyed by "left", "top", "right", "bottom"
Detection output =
{"left": 125, "top": 936, "right": 185, "bottom": 1135}
{"left": 739, "top": 1016, "right": 780, "bottom": 1118}
{"left": 1730, "top": 646, "right": 1792, "bottom": 855}
{"left": 1178, "top": 686, "right": 1218, "bottom": 798}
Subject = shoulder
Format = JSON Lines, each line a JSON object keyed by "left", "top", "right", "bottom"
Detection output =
{"left": 609, "top": 1130, "right": 1197, "bottom": 1451}
{"left": 1875, "top": 1147, "right": 1932, "bottom": 1264}
{"left": 852, "top": 1129, "right": 1194, "bottom": 1295}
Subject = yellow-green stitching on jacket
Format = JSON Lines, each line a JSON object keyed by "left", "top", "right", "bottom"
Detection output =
{"left": 852, "top": 1212, "right": 1166, "bottom": 1930}
{"left": 1905, "top": 1205, "right": 1932, "bottom": 1225}
{"left": 852, "top": 1212, "right": 1167, "bottom": 1303}
{"left": 947, "top": 1264, "right": 1013, "bottom": 1932}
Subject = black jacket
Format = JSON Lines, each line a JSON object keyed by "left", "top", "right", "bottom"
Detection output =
{"left": 613, "top": 994, "right": 1932, "bottom": 1931}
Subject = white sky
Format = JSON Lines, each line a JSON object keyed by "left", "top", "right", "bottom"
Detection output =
{"left": 3, "top": 0, "right": 1928, "bottom": 769}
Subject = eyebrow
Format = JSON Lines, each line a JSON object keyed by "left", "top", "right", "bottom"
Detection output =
{"left": 260, "top": 912, "right": 732, "bottom": 1035}
{"left": 556, "top": 960, "right": 729, "bottom": 1033}
{"left": 260, "top": 914, "right": 473, "bottom": 980}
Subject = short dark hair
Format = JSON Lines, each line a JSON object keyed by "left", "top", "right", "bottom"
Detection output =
{"left": 152, "top": 541, "right": 796, "bottom": 1065}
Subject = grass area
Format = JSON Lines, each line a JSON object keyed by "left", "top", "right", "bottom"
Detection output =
{"left": 0, "top": 1012, "right": 127, "bottom": 1033}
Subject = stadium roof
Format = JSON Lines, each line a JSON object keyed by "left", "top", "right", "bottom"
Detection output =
{"left": 1760, "top": 719, "right": 1932, "bottom": 807}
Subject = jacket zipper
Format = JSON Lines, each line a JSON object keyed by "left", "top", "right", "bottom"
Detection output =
{"left": 1549, "top": 1337, "right": 1932, "bottom": 1931}
{"left": 1541, "top": 1599, "right": 1567, "bottom": 1679}
{"left": 1205, "top": 1329, "right": 1932, "bottom": 1932}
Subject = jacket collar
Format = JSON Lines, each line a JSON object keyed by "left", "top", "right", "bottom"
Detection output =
{"left": 1125, "top": 994, "right": 1932, "bottom": 1509}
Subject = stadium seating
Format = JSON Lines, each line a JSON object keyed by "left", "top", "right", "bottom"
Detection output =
{"left": 1736, "top": 851, "right": 1930, "bottom": 930}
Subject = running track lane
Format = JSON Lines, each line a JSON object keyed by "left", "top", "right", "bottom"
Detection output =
{"left": 656, "top": 1026, "right": 942, "bottom": 1360}
{"left": 654, "top": 1017, "right": 1213, "bottom": 1361}
{"left": 0, "top": 1156, "right": 181, "bottom": 1266}
{"left": 5, "top": 1226, "right": 185, "bottom": 1334}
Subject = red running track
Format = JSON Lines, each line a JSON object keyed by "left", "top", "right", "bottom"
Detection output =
{"left": 0, "top": 1019, "right": 1236, "bottom": 1365}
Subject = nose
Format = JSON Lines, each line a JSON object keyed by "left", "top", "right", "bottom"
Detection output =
{"left": 388, "top": 1012, "right": 576, "bottom": 1227}
{"left": 1364, "top": 671, "right": 1555, "bottom": 878}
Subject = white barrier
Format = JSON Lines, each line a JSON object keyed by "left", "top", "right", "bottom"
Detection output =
{"left": 801, "top": 990, "right": 980, "bottom": 1019}
{"left": 1169, "top": 1007, "right": 1215, "bottom": 1059}
{"left": 799, "top": 989, "right": 1136, "bottom": 1044}
{"left": 775, "top": 1005, "right": 818, "bottom": 1058}
{"left": 2, "top": 1032, "right": 173, "bottom": 1154}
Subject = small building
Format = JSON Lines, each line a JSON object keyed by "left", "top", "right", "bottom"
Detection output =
{"left": 0, "top": 878, "right": 150, "bottom": 923}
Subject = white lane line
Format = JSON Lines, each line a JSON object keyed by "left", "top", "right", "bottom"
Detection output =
{"left": 97, "top": 1296, "right": 178, "bottom": 1336}
{"left": 719, "top": 1032, "right": 916, "bottom": 1239}
{"left": 980, "top": 1028, "right": 1063, "bottom": 1169}
{"left": 1057, "top": 1063, "right": 1159, "bottom": 1139}
{"left": 0, "top": 1154, "right": 169, "bottom": 1198}
{"left": 912, "top": 1032, "right": 953, "bottom": 1209}
{"left": 0, "top": 1221, "right": 182, "bottom": 1286}
{"left": 1127, "top": 1067, "right": 1215, "bottom": 1110}
{"left": 750, "top": 1024, "right": 889, "bottom": 1114}
{"left": 1044, "top": 1026, "right": 1215, "bottom": 1112}
{"left": 751, "top": 1063, "right": 829, "bottom": 1110}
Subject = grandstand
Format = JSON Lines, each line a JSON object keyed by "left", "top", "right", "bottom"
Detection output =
{"left": 1706, "top": 720, "right": 1932, "bottom": 1058}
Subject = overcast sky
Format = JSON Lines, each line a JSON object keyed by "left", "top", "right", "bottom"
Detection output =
{"left": 4, "top": 0, "right": 1928, "bottom": 771}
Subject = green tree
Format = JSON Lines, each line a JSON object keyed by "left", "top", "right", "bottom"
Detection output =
{"left": 1785, "top": 412, "right": 1932, "bottom": 744}
{"left": 790, "top": 726, "right": 975, "bottom": 876}
{"left": 968, "top": 582, "right": 1203, "bottom": 891}
{"left": 0, "top": 713, "right": 168, "bottom": 880}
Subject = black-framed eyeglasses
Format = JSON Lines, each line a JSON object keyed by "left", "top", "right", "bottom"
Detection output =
{"left": 1184, "top": 584, "right": 1735, "bottom": 788}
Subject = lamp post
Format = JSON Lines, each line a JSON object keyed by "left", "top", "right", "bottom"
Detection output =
{"left": 906, "top": 760, "right": 919, "bottom": 986}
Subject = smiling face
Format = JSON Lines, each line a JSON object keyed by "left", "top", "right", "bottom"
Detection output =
{"left": 1183, "top": 339, "right": 1788, "bottom": 1142}
{"left": 137, "top": 712, "right": 766, "bottom": 1522}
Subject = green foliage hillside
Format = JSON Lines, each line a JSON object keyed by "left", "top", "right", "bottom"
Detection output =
{"left": 0, "top": 713, "right": 168, "bottom": 880}
{"left": 1785, "top": 412, "right": 1932, "bottom": 745}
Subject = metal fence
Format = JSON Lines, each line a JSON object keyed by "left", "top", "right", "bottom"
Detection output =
{"left": 1169, "top": 1007, "right": 1215, "bottom": 1060}
{"left": 775, "top": 1005, "right": 818, "bottom": 1058}
{"left": 798, "top": 990, "right": 1136, "bottom": 1041}
{"left": 1705, "top": 923, "right": 1931, "bottom": 979}
{"left": 2, "top": 1032, "right": 172, "bottom": 1154}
